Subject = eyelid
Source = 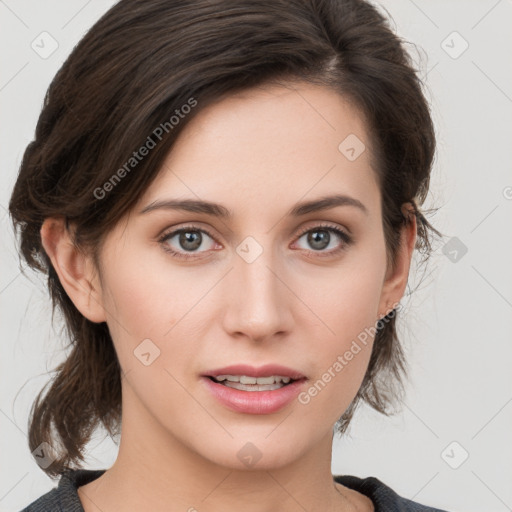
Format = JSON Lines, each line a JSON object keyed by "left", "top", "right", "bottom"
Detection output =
{"left": 158, "top": 224, "right": 218, "bottom": 247}
{"left": 157, "top": 222, "right": 216, "bottom": 242}
{"left": 292, "top": 222, "right": 353, "bottom": 253}
{"left": 158, "top": 220, "right": 350, "bottom": 241}
{"left": 294, "top": 221, "right": 350, "bottom": 238}
{"left": 158, "top": 221, "right": 353, "bottom": 259}
{"left": 157, "top": 223, "right": 221, "bottom": 262}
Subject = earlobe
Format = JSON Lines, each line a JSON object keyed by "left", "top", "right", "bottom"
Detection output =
{"left": 378, "top": 203, "right": 417, "bottom": 319}
{"left": 40, "top": 217, "right": 107, "bottom": 323}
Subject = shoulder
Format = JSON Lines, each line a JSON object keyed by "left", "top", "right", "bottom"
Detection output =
{"left": 19, "top": 469, "right": 106, "bottom": 512}
{"left": 334, "top": 474, "right": 451, "bottom": 512}
{"left": 19, "top": 487, "right": 61, "bottom": 512}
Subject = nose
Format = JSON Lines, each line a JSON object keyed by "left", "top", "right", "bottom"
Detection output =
{"left": 221, "top": 239, "right": 294, "bottom": 343}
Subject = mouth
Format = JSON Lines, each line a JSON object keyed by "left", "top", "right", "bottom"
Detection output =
{"left": 202, "top": 363, "right": 306, "bottom": 387}
{"left": 206, "top": 374, "right": 301, "bottom": 392}
{"left": 201, "top": 364, "right": 308, "bottom": 414}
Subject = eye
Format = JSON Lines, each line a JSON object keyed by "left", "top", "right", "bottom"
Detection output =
{"left": 158, "top": 226, "right": 218, "bottom": 260}
{"left": 158, "top": 223, "right": 353, "bottom": 261}
{"left": 293, "top": 223, "right": 353, "bottom": 256}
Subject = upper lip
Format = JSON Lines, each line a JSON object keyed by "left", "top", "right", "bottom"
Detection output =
{"left": 202, "top": 364, "right": 306, "bottom": 380}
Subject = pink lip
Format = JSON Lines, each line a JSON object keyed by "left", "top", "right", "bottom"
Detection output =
{"left": 201, "top": 376, "right": 307, "bottom": 414}
{"left": 202, "top": 363, "right": 306, "bottom": 380}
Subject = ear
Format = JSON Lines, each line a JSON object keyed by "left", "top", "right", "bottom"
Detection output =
{"left": 377, "top": 203, "right": 417, "bottom": 319}
{"left": 40, "top": 217, "right": 107, "bottom": 323}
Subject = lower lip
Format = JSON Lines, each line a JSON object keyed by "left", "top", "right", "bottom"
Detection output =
{"left": 201, "top": 376, "right": 307, "bottom": 414}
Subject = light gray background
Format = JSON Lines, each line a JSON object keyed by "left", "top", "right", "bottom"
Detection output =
{"left": 1, "top": 1, "right": 511, "bottom": 511}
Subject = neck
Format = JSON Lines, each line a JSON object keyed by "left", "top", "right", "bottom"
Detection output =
{"left": 77, "top": 387, "right": 360, "bottom": 512}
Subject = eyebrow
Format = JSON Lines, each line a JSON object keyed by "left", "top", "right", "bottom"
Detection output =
{"left": 139, "top": 194, "right": 368, "bottom": 217}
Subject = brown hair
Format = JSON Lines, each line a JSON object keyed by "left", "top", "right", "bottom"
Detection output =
{"left": 9, "top": 0, "right": 442, "bottom": 478}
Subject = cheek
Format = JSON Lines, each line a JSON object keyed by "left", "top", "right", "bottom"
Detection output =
{"left": 100, "top": 247, "right": 197, "bottom": 335}
{"left": 306, "top": 242, "right": 387, "bottom": 345}
{"left": 98, "top": 246, "right": 221, "bottom": 382}
{"left": 97, "top": 253, "right": 205, "bottom": 409}
{"left": 297, "top": 291, "right": 378, "bottom": 427}
{"left": 296, "top": 244, "right": 386, "bottom": 416}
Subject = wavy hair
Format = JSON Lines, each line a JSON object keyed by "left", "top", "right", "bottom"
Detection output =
{"left": 9, "top": 0, "right": 442, "bottom": 478}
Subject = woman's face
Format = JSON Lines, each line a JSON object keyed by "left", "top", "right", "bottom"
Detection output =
{"left": 88, "top": 81, "right": 409, "bottom": 470}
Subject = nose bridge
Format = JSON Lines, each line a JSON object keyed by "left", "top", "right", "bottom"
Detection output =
{"left": 236, "top": 233, "right": 282, "bottom": 306}
{"left": 223, "top": 233, "right": 290, "bottom": 338}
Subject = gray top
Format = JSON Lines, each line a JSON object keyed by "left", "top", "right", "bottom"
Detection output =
{"left": 20, "top": 469, "right": 451, "bottom": 511}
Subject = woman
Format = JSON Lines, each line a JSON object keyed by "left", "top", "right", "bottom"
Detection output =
{"left": 10, "top": 0, "right": 449, "bottom": 510}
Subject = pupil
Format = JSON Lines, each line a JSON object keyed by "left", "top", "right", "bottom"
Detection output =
{"left": 180, "top": 231, "right": 201, "bottom": 251}
{"left": 308, "top": 230, "right": 329, "bottom": 250}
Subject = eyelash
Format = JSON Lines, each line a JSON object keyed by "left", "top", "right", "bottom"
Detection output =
{"left": 158, "top": 223, "right": 353, "bottom": 260}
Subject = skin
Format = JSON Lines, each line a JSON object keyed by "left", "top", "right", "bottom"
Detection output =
{"left": 41, "top": 81, "right": 416, "bottom": 512}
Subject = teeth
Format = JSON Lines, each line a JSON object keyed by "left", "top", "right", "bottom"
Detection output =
{"left": 223, "top": 381, "right": 284, "bottom": 392}
{"left": 213, "top": 375, "right": 293, "bottom": 385}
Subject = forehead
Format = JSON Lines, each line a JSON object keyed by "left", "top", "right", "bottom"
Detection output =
{"left": 139, "top": 81, "right": 380, "bottom": 222}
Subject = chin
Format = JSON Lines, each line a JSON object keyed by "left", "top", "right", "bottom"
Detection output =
{"left": 195, "top": 433, "right": 307, "bottom": 472}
